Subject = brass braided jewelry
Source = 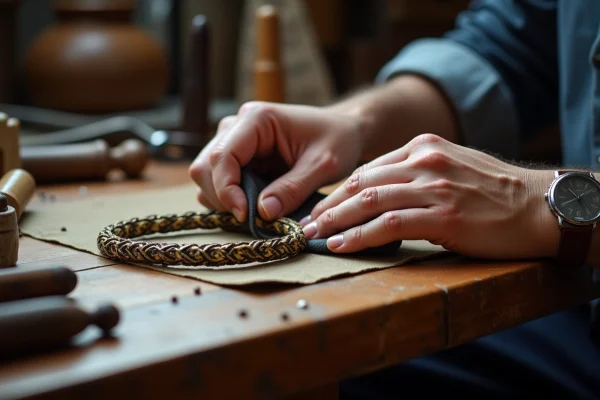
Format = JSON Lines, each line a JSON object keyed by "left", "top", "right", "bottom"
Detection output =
{"left": 97, "top": 211, "right": 307, "bottom": 267}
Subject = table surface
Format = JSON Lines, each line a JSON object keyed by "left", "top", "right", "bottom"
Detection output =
{"left": 1, "top": 161, "right": 599, "bottom": 400}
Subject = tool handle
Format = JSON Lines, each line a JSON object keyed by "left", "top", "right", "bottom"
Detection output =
{"left": 0, "top": 265, "right": 78, "bottom": 302}
{"left": 254, "top": 5, "right": 284, "bottom": 103}
{"left": 181, "top": 14, "right": 210, "bottom": 146}
{"left": 0, "top": 296, "right": 120, "bottom": 358}
{"left": 21, "top": 139, "right": 148, "bottom": 183}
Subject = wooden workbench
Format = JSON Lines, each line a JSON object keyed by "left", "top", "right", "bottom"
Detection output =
{"left": 1, "top": 161, "right": 599, "bottom": 399}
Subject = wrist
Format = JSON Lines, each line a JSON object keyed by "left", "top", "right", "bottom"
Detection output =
{"left": 531, "top": 169, "right": 600, "bottom": 267}
{"left": 325, "top": 90, "right": 380, "bottom": 160}
{"left": 528, "top": 169, "right": 561, "bottom": 259}
{"left": 328, "top": 74, "right": 459, "bottom": 161}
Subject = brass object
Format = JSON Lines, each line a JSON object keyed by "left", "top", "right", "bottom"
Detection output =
{"left": 0, "top": 168, "right": 36, "bottom": 219}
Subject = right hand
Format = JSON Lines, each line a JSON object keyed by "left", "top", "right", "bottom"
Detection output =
{"left": 188, "top": 101, "right": 365, "bottom": 222}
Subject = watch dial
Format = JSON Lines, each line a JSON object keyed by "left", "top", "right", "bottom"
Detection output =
{"left": 554, "top": 174, "right": 600, "bottom": 222}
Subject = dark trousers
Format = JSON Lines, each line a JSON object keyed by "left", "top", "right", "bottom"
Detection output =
{"left": 340, "top": 301, "right": 600, "bottom": 399}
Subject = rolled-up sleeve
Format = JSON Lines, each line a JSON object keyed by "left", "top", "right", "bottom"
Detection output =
{"left": 377, "top": 37, "right": 520, "bottom": 159}
{"left": 376, "top": 0, "right": 559, "bottom": 160}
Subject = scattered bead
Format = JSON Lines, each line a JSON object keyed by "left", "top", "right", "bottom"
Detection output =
{"left": 296, "top": 299, "right": 309, "bottom": 310}
{"left": 171, "top": 295, "right": 178, "bottom": 304}
{"left": 194, "top": 287, "right": 202, "bottom": 295}
{"left": 60, "top": 227, "right": 67, "bottom": 232}
{"left": 280, "top": 312, "right": 290, "bottom": 322}
{"left": 238, "top": 309, "right": 248, "bottom": 318}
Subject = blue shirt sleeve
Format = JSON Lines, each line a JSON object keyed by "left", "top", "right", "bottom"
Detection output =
{"left": 377, "top": 0, "right": 559, "bottom": 159}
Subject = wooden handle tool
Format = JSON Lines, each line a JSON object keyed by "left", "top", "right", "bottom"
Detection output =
{"left": 21, "top": 138, "right": 149, "bottom": 183}
{"left": 0, "top": 193, "right": 18, "bottom": 268}
{"left": 254, "top": 5, "right": 284, "bottom": 102}
{"left": 181, "top": 14, "right": 210, "bottom": 148}
{"left": 0, "top": 296, "right": 120, "bottom": 358}
{"left": 0, "top": 265, "right": 78, "bottom": 302}
{"left": 0, "top": 168, "right": 36, "bottom": 219}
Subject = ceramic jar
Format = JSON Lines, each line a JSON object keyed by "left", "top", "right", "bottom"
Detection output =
{"left": 23, "top": 0, "right": 169, "bottom": 113}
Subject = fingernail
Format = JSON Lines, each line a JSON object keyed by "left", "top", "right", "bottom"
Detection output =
{"left": 303, "top": 222, "right": 317, "bottom": 238}
{"left": 299, "top": 215, "right": 311, "bottom": 226}
{"left": 232, "top": 207, "right": 243, "bottom": 221}
{"left": 260, "top": 196, "right": 282, "bottom": 219}
{"left": 327, "top": 234, "right": 344, "bottom": 249}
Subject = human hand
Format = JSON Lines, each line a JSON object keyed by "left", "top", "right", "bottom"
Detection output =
{"left": 188, "top": 101, "right": 364, "bottom": 222}
{"left": 301, "top": 134, "right": 559, "bottom": 260}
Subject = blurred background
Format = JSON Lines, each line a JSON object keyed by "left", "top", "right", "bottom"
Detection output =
{"left": 0, "top": 0, "right": 560, "bottom": 169}
{"left": 0, "top": 0, "right": 470, "bottom": 127}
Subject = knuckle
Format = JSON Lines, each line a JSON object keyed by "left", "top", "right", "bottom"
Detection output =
{"left": 217, "top": 115, "right": 236, "bottom": 131}
{"left": 428, "top": 179, "right": 455, "bottom": 200}
{"left": 431, "top": 178, "right": 455, "bottom": 190}
{"left": 248, "top": 102, "right": 275, "bottom": 121}
{"left": 239, "top": 101, "right": 264, "bottom": 114}
{"left": 188, "top": 159, "right": 209, "bottom": 181}
{"left": 415, "top": 150, "right": 451, "bottom": 170}
{"left": 344, "top": 174, "right": 361, "bottom": 195}
{"left": 413, "top": 133, "right": 443, "bottom": 147}
{"left": 359, "top": 187, "right": 379, "bottom": 209}
{"left": 208, "top": 145, "right": 226, "bottom": 167}
{"left": 383, "top": 211, "right": 402, "bottom": 233}
{"left": 323, "top": 208, "right": 336, "bottom": 226}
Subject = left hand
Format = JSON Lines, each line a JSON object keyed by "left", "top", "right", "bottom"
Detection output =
{"left": 301, "top": 134, "right": 558, "bottom": 260}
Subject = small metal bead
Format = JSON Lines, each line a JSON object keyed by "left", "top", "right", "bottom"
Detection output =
{"left": 194, "top": 287, "right": 202, "bottom": 295}
{"left": 171, "top": 295, "right": 178, "bottom": 304}
{"left": 238, "top": 309, "right": 248, "bottom": 318}
{"left": 296, "top": 299, "right": 308, "bottom": 310}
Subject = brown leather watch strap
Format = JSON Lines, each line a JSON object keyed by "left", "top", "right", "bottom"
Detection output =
{"left": 556, "top": 222, "right": 594, "bottom": 267}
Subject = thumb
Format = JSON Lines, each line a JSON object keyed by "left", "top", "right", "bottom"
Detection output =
{"left": 258, "top": 152, "right": 338, "bottom": 220}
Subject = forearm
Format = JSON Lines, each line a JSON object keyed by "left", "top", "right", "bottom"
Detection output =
{"left": 326, "top": 74, "right": 460, "bottom": 159}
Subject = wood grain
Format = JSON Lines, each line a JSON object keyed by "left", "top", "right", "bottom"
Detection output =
{"left": 72, "top": 263, "right": 221, "bottom": 310}
{"left": 0, "top": 265, "right": 446, "bottom": 400}
{"left": 16, "top": 237, "right": 112, "bottom": 271}
{"left": 2, "top": 161, "right": 599, "bottom": 399}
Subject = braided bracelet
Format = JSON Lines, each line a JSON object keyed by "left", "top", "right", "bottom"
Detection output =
{"left": 97, "top": 211, "right": 307, "bottom": 267}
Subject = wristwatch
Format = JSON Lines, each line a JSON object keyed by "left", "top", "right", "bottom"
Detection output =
{"left": 545, "top": 170, "right": 600, "bottom": 267}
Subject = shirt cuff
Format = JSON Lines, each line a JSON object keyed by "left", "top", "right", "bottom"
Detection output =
{"left": 376, "top": 38, "right": 521, "bottom": 159}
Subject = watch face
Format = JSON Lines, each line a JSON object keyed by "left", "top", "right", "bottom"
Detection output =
{"left": 549, "top": 173, "right": 600, "bottom": 224}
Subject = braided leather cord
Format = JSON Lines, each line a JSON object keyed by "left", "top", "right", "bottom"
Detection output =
{"left": 97, "top": 211, "right": 307, "bottom": 267}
